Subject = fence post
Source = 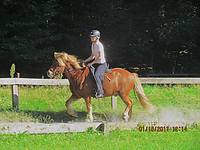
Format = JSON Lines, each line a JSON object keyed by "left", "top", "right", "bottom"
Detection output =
{"left": 111, "top": 96, "right": 117, "bottom": 109}
{"left": 12, "top": 84, "right": 19, "bottom": 110}
{"left": 12, "top": 73, "right": 20, "bottom": 110}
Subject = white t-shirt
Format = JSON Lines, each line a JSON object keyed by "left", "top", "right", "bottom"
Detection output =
{"left": 91, "top": 40, "right": 106, "bottom": 63}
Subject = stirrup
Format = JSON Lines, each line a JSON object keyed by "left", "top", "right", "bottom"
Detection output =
{"left": 96, "top": 94, "right": 103, "bottom": 98}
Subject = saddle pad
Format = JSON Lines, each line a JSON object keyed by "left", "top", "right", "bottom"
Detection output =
{"left": 105, "top": 68, "right": 112, "bottom": 73}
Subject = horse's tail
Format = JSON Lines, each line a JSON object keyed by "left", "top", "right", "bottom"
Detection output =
{"left": 133, "top": 73, "right": 156, "bottom": 113}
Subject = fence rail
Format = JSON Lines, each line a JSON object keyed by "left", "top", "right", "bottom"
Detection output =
{"left": 0, "top": 77, "right": 200, "bottom": 109}
{"left": 0, "top": 78, "right": 69, "bottom": 85}
{"left": 140, "top": 77, "right": 200, "bottom": 84}
{"left": 1, "top": 77, "right": 200, "bottom": 85}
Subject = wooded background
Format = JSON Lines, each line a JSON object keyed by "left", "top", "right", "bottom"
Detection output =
{"left": 0, "top": 0, "right": 200, "bottom": 77}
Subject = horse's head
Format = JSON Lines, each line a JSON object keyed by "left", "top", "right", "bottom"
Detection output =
{"left": 47, "top": 52, "right": 83, "bottom": 78}
{"left": 47, "top": 59, "right": 65, "bottom": 78}
{"left": 47, "top": 52, "right": 67, "bottom": 78}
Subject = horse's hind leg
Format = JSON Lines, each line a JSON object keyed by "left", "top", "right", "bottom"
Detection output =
{"left": 128, "top": 104, "right": 133, "bottom": 119}
{"left": 66, "top": 95, "right": 80, "bottom": 117}
{"left": 119, "top": 95, "right": 133, "bottom": 121}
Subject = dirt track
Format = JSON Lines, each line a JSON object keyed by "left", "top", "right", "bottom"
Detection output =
{"left": 1, "top": 120, "right": 198, "bottom": 134}
{"left": 1, "top": 107, "right": 199, "bottom": 134}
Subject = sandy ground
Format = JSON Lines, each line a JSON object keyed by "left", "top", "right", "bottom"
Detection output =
{"left": 1, "top": 107, "right": 199, "bottom": 134}
{"left": 108, "top": 107, "right": 200, "bottom": 123}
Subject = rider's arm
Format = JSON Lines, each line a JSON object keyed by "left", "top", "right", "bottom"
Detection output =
{"left": 83, "top": 53, "right": 95, "bottom": 63}
{"left": 88, "top": 51, "right": 101, "bottom": 67}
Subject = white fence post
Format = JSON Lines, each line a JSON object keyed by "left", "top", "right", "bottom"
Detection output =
{"left": 12, "top": 84, "right": 19, "bottom": 110}
{"left": 111, "top": 96, "right": 117, "bottom": 109}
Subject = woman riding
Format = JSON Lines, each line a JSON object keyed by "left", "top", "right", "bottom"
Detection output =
{"left": 83, "top": 30, "right": 107, "bottom": 98}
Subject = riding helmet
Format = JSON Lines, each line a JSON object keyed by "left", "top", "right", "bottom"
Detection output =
{"left": 90, "top": 30, "right": 100, "bottom": 37}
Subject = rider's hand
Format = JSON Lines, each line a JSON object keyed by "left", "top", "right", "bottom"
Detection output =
{"left": 87, "top": 63, "right": 92, "bottom": 67}
{"left": 82, "top": 63, "right": 86, "bottom": 67}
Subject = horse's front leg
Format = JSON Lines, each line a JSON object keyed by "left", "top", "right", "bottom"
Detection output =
{"left": 84, "top": 97, "right": 93, "bottom": 122}
{"left": 66, "top": 95, "right": 80, "bottom": 117}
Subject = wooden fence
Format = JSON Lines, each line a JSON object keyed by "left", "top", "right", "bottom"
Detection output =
{"left": 0, "top": 77, "right": 200, "bottom": 109}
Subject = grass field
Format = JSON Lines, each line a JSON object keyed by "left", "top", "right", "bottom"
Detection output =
{"left": 0, "top": 84, "right": 199, "bottom": 123}
{"left": 0, "top": 126, "right": 199, "bottom": 150}
{"left": 0, "top": 84, "right": 199, "bottom": 149}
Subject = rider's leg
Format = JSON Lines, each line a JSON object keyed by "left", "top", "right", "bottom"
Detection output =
{"left": 94, "top": 63, "right": 107, "bottom": 97}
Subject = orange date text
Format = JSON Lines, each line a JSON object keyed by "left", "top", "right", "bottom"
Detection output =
{"left": 138, "top": 126, "right": 187, "bottom": 132}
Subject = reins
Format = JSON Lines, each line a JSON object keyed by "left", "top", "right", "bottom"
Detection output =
{"left": 68, "top": 67, "right": 87, "bottom": 72}
{"left": 49, "top": 65, "right": 88, "bottom": 77}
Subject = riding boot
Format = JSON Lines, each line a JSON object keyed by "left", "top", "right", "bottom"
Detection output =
{"left": 96, "top": 93, "right": 103, "bottom": 98}
{"left": 94, "top": 76, "right": 104, "bottom": 98}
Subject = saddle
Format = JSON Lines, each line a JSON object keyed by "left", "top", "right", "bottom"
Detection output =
{"left": 89, "top": 65, "right": 112, "bottom": 84}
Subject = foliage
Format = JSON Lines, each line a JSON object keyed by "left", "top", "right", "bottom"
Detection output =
{"left": 10, "top": 63, "right": 15, "bottom": 78}
{"left": 0, "top": 0, "right": 200, "bottom": 77}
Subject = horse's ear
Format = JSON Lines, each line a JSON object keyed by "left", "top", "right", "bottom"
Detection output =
{"left": 54, "top": 52, "right": 63, "bottom": 59}
{"left": 54, "top": 52, "right": 58, "bottom": 58}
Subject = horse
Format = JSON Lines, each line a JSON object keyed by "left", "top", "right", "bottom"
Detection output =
{"left": 47, "top": 52, "right": 155, "bottom": 122}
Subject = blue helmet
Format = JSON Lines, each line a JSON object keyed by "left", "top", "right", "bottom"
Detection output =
{"left": 90, "top": 30, "right": 100, "bottom": 37}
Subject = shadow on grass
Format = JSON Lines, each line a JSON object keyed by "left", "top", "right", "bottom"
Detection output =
{"left": 0, "top": 109, "right": 107, "bottom": 123}
{"left": 24, "top": 110, "right": 88, "bottom": 123}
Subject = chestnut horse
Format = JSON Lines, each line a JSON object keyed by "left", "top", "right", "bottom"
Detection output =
{"left": 47, "top": 52, "right": 155, "bottom": 122}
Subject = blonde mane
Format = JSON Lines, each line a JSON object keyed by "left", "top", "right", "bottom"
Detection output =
{"left": 54, "top": 52, "right": 81, "bottom": 69}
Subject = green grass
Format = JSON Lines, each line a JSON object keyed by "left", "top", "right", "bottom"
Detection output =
{"left": 0, "top": 85, "right": 199, "bottom": 149}
{"left": 145, "top": 84, "right": 200, "bottom": 108}
{"left": 0, "top": 85, "right": 200, "bottom": 123}
{"left": 0, "top": 126, "right": 199, "bottom": 150}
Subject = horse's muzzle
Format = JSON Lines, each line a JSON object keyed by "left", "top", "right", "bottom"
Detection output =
{"left": 47, "top": 70, "right": 54, "bottom": 78}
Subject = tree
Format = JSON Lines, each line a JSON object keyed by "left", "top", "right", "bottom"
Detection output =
{"left": 0, "top": 0, "right": 200, "bottom": 77}
{"left": 0, "top": 0, "right": 58, "bottom": 76}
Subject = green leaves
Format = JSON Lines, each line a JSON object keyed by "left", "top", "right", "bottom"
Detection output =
{"left": 0, "top": 0, "right": 200, "bottom": 76}
{"left": 10, "top": 63, "right": 15, "bottom": 78}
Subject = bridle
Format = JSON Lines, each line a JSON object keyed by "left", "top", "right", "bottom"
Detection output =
{"left": 49, "top": 66, "right": 65, "bottom": 76}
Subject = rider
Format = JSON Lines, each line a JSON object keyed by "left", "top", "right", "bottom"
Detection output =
{"left": 83, "top": 30, "right": 107, "bottom": 98}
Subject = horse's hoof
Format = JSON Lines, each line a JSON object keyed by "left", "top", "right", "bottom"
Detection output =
{"left": 85, "top": 119, "right": 91, "bottom": 122}
{"left": 71, "top": 113, "right": 78, "bottom": 117}
{"left": 123, "top": 116, "right": 129, "bottom": 122}
{"left": 68, "top": 110, "right": 78, "bottom": 117}
{"left": 85, "top": 118, "right": 93, "bottom": 123}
